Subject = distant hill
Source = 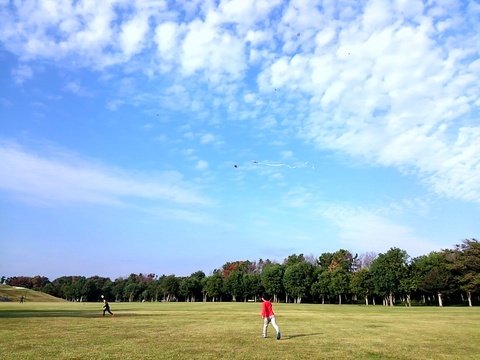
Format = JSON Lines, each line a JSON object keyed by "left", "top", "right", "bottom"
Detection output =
{"left": 0, "top": 284, "right": 66, "bottom": 302}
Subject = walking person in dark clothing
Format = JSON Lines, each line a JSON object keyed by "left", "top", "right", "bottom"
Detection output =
{"left": 102, "top": 298, "right": 114, "bottom": 317}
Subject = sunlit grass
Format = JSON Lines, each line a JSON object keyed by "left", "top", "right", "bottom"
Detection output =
{"left": 1, "top": 302, "right": 479, "bottom": 359}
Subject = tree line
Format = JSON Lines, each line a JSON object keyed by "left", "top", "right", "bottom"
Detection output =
{"left": 3, "top": 239, "right": 479, "bottom": 306}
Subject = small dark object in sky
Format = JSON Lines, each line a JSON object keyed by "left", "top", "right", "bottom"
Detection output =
{"left": 234, "top": 164, "right": 238, "bottom": 168}
{"left": 297, "top": 33, "right": 300, "bottom": 36}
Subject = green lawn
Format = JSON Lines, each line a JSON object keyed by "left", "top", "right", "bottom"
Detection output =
{"left": 1, "top": 302, "right": 479, "bottom": 359}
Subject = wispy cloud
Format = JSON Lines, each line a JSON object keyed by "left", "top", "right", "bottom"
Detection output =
{"left": 12, "top": 64, "right": 32, "bottom": 84}
{"left": 64, "top": 80, "right": 93, "bottom": 97}
{"left": 195, "top": 160, "right": 209, "bottom": 170}
{"left": 0, "top": 141, "right": 213, "bottom": 207}
{"left": 317, "top": 203, "right": 446, "bottom": 257}
{"left": 200, "top": 133, "right": 215, "bottom": 144}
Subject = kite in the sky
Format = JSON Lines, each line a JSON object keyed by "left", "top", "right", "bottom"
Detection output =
{"left": 251, "top": 160, "right": 314, "bottom": 169}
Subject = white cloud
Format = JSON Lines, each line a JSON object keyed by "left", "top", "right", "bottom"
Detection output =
{"left": 195, "top": 160, "right": 208, "bottom": 170}
{"left": 119, "top": 13, "right": 150, "bottom": 58}
{"left": 64, "top": 81, "right": 93, "bottom": 97}
{"left": 200, "top": 133, "right": 215, "bottom": 144}
{"left": 12, "top": 64, "right": 33, "bottom": 84}
{"left": 180, "top": 17, "right": 246, "bottom": 82}
{"left": 154, "top": 21, "right": 181, "bottom": 60}
{"left": 0, "top": 141, "right": 212, "bottom": 207}
{"left": 318, "top": 204, "right": 446, "bottom": 257}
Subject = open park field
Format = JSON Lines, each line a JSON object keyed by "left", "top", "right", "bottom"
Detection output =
{"left": 1, "top": 301, "right": 479, "bottom": 360}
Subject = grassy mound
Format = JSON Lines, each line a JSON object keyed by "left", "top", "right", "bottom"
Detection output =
{"left": 0, "top": 284, "right": 65, "bottom": 302}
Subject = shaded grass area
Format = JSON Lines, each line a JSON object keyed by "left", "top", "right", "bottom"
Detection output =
{"left": 1, "top": 302, "right": 479, "bottom": 359}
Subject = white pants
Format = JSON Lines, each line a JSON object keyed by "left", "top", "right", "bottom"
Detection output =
{"left": 263, "top": 315, "right": 280, "bottom": 336}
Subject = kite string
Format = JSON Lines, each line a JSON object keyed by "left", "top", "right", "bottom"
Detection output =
{"left": 252, "top": 160, "right": 314, "bottom": 169}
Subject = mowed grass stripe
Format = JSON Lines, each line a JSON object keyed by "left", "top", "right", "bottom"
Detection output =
{"left": 0, "top": 302, "right": 479, "bottom": 359}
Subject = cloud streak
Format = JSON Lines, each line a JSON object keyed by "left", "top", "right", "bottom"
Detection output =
{"left": 0, "top": 141, "right": 213, "bottom": 207}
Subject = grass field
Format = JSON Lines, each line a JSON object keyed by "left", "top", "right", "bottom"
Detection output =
{"left": 1, "top": 301, "right": 479, "bottom": 360}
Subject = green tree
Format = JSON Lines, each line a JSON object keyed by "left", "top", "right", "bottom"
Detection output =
{"left": 162, "top": 275, "right": 179, "bottom": 302}
{"left": 261, "top": 264, "right": 284, "bottom": 302}
{"left": 224, "top": 270, "right": 245, "bottom": 301}
{"left": 399, "top": 264, "right": 417, "bottom": 306}
{"left": 284, "top": 253, "right": 306, "bottom": 266}
{"left": 350, "top": 268, "right": 373, "bottom": 305}
{"left": 112, "top": 278, "right": 127, "bottom": 302}
{"left": 283, "top": 261, "right": 314, "bottom": 303}
{"left": 414, "top": 251, "right": 455, "bottom": 306}
{"left": 179, "top": 271, "right": 205, "bottom": 302}
{"left": 329, "top": 249, "right": 358, "bottom": 273}
{"left": 370, "top": 248, "right": 410, "bottom": 306}
{"left": 243, "top": 273, "right": 262, "bottom": 301}
{"left": 449, "top": 239, "right": 480, "bottom": 306}
{"left": 317, "top": 252, "right": 334, "bottom": 270}
{"left": 330, "top": 267, "right": 350, "bottom": 304}
{"left": 312, "top": 270, "right": 331, "bottom": 304}
{"left": 204, "top": 270, "right": 224, "bottom": 302}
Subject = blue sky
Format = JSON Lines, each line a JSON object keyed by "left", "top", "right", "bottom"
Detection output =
{"left": 1, "top": 0, "right": 479, "bottom": 280}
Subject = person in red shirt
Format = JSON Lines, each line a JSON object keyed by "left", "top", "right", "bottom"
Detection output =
{"left": 261, "top": 293, "right": 281, "bottom": 339}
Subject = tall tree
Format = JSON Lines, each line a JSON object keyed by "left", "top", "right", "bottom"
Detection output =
{"left": 224, "top": 270, "right": 245, "bottom": 301}
{"left": 204, "top": 270, "right": 224, "bottom": 302}
{"left": 243, "top": 273, "right": 262, "bottom": 301}
{"left": 414, "top": 251, "right": 456, "bottom": 307}
{"left": 312, "top": 270, "right": 331, "bottom": 304}
{"left": 162, "top": 275, "right": 179, "bottom": 302}
{"left": 283, "top": 261, "right": 314, "bottom": 303}
{"left": 283, "top": 253, "right": 306, "bottom": 266}
{"left": 329, "top": 268, "right": 350, "bottom": 304}
{"left": 370, "top": 248, "right": 409, "bottom": 306}
{"left": 261, "top": 264, "right": 284, "bottom": 303}
{"left": 448, "top": 239, "right": 480, "bottom": 306}
{"left": 350, "top": 268, "right": 372, "bottom": 305}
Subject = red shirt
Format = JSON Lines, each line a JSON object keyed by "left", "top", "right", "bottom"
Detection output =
{"left": 261, "top": 300, "right": 275, "bottom": 318}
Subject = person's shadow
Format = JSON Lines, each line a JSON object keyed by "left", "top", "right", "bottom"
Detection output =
{"left": 284, "top": 333, "right": 323, "bottom": 339}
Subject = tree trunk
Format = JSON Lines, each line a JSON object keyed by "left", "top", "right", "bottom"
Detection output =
{"left": 322, "top": 295, "right": 325, "bottom": 305}
{"left": 365, "top": 296, "right": 369, "bottom": 305}
{"left": 406, "top": 294, "right": 411, "bottom": 307}
{"left": 438, "top": 293, "right": 443, "bottom": 307}
{"left": 339, "top": 294, "right": 342, "bottom": 305}
{"left": 389, "top": 293, "right": 394, "bottom": 306}
{"left": 467, "top": 292, "right": 472, "bottom": 307}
